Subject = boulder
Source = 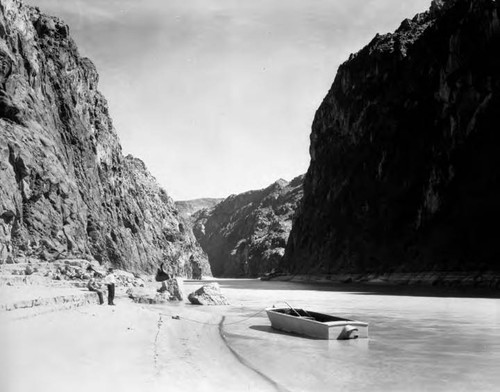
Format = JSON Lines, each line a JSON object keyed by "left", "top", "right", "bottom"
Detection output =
{"left": 188, "top": 283, "right": 230, "bottom": 305}
{"left": 24, "top": 265, "right": 35, "bottom": 275}
{"left": 126, "top": 287, "right": 170, "bottom": 304}
{"left": 157, "top": 278, "right": 184, "bottom": 301}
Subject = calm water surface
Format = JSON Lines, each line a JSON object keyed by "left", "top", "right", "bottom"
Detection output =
{"left": 189, "top": 279, "right": 500, "bottom": 392}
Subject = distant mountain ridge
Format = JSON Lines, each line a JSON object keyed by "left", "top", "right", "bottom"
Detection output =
{"left": 0, "top": 0, "right": 211, "bottom": 276}
{"left": 175, "top": 198, "right": 224, "bottom": 217}
{"left": 192, "top": 175, "right": 304, "bottom": 277}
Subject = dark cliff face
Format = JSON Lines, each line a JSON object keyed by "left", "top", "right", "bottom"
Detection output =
{"left": 283, "top": 0, "right": 500, "bottom": 274}
{"left": 0, "top": 0, "right": 211, "bottom": 276}
{"left": 193, "top": 176, "right": 304, "bottom": 277}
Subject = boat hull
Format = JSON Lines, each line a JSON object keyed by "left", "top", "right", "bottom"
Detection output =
{"left": 266, "top": 308, "right": 368, "bottom": 340}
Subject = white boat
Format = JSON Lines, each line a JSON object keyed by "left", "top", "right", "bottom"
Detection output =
{"left": 266, "top": 307, "right": 368, "bottom": 340}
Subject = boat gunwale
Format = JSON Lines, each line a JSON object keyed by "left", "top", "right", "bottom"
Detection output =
{"left": 265, "top": 307, "right": 368, "bottom": 327}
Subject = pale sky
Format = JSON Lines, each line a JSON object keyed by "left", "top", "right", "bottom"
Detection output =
{"left": 26, "top": 0, "right": 431, "bottom": 200}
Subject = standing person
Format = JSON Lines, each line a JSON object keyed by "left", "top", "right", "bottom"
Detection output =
{"left": 87, "top": 272, "right": 104, "bottom": 305}
{"left": 190, "top": 255, "right": 202, "bottom": 280}
{"left": 103, "top": 268, "right": 116, "bottom": 305}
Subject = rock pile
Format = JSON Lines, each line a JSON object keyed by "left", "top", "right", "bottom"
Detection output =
{"left": 0, "top": 258, "right": 145, "bottom": 288}
{"left": 126, "top": 277, "right": 184, "bottom": 304}
{"left": 157, "top": 277, "right": 184, "bottom": 301}
{"left": 126, "top": 288, "right": 170, "bottom": 304}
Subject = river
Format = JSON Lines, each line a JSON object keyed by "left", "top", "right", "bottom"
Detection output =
{"left": 186, "top": 279, "right": 500, "bottom": 392}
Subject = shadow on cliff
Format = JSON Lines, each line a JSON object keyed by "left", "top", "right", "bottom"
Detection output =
{"left": 194, "top": 279, "right": 500, "bottom": 299}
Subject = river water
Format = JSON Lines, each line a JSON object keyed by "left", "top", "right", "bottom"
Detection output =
{"left": 189, "top": 279, "right": 500, "bottom": 392}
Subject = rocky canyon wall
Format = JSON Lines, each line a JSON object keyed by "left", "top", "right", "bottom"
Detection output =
{"left": 283, "top": 0, "right": 500, "bottom": 275}
{"left": 0, "top": 0, "right": 211, "bottom": 276}
{"left": 193, "top": 176, "right": 303, "bottom": 277}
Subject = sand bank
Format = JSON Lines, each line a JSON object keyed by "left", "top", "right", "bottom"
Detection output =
{"left": 0, "top": 290, "right": 278, "bottom": 392}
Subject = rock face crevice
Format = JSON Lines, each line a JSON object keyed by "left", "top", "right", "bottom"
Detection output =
{"left": 193, "top": 176, "right": 303, "bottom": 277}
{"left": 0, "top": 0, "right": 210, "bottom": 276}
{"left": 283, "top": 0, "right": 500, "bottom": 275}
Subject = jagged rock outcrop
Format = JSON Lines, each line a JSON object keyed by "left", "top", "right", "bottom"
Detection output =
{"left": 0, "top": 0, "right": 211, "bottom": 276}
{"left": 175, "top": 198, "right": 223, "bottom": 218}
{"left": 193, "top": 176, "right": 303, "bottom": 277}
{"left": 283, "top": 0, "right": 500, "bottom": 275}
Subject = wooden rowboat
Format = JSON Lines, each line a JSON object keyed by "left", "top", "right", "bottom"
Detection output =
{"left": 266, "top": 307, "right": 368, "bottom": 340}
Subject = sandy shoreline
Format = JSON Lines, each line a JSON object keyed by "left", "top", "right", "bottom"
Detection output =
{"left": 0, "top": 285, "right": 279, "bottom": 392}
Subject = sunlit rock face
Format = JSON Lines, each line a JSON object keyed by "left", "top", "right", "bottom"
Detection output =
{"left": 193, "top": 176, "right": 304, "bottom": 277}
{"left": 283, "top": 0, "right": 500, "bottom": 274}
{"left": 0, "top": 0, "right": 211, "bottom": 276}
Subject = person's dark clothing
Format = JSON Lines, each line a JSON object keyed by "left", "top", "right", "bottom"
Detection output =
{"left": 88, "top": 278, "right": 104, "bottom": 305}
{"left": 94, "top": 290, "right": 104, "bottom": 305}
{"left": 103, "top": 272, "right": 116, "bottom": 305}
{"left": 107, "top": 283, "right": 115, "bottom": 305}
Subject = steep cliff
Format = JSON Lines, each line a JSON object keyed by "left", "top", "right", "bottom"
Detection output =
{"left": 283, "top": 0, "right": 500, "bottom": 275}
{"left": 193, "top": 176, "right": 303, "bottom": 277}
{"left": 0, "top": 0, "right": 210, "bottom": 276}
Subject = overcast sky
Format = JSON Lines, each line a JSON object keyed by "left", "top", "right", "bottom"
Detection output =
{"left": 26, "top": 0, "right": 431, "bottom": 200}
